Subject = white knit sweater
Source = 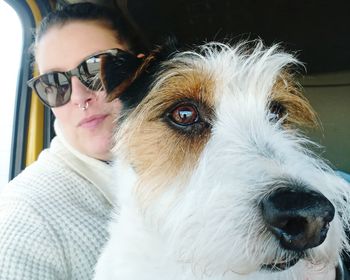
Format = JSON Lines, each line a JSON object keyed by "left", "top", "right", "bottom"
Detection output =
{"left": 0, "top": 122, "right": 115, "bottom": 279}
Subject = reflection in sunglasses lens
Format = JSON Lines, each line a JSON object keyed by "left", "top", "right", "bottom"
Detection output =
{"left": 78, "top": 56, "right": 103, "bottom": 91}
{"left": 35, "top": 72, "right": 71, "bottom": 107}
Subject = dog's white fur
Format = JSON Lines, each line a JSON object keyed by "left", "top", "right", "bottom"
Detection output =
{"left": 94, "top": 42, "right": 350, "bottom": 280}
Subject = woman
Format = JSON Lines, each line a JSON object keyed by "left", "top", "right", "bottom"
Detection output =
{"left": 0, "top": 2, "right": 146, "bottom": 279}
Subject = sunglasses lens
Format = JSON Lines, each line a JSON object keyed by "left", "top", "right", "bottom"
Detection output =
{"left": 34, "top": 72, "right": 71, "bottom": 107}
{"left": 78, "top": 55, "right": 104, "bottom": 91}
{"left": 78, "top": 51, "right": 141, "bottom": 93}
{"left": 29, "top": 49, "right": 142, "bottom": 108}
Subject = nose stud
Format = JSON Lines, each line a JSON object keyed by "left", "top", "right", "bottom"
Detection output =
{"left": 78, "top": 101, "right": 89, "bottom": 111}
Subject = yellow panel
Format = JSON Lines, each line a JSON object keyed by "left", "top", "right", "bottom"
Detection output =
{"left": 25, "top": 0, "right": 44, "bottom": 166}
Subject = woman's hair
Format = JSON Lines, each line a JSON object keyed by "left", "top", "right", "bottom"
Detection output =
{"left": 34, "top": 2, "right": 148, "bottom": 54}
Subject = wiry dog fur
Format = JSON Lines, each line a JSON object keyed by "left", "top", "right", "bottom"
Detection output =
{"left": 94, "top": 41, "right": 350, "bottom": 280}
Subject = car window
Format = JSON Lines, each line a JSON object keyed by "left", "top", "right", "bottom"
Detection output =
{"left": 0, "top": 1, "right": 23, "bottom": 189}
{"left": 303, "top": 71, "right": 350, "bottom": 174}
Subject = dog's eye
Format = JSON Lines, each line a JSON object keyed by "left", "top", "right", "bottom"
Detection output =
{"left": 269, "top": 101, "right": 286, "bottom": 122}
{"left": 165, "top": 101, "right": 212, "bottom": 135}
{"left": 168, "top": 103, "right": 199, "bottom": 126}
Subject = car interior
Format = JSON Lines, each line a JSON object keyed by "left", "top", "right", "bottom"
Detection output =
{"left": 3, "top": 0, "right": 350, "bottom": 181}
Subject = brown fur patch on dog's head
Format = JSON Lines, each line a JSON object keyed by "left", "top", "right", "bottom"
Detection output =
{"left": 114, "top": 67, "right": 215, "bottom": 206}
{"left": 270, "top": 72, "right": 318, "bottom": 128}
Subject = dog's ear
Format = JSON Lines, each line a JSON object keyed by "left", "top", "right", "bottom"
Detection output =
{"left": 100, "top": 35, "right": 179, "bottom": 110}
{"left": 100, "top": 50, "right": 142, "bottom": 95}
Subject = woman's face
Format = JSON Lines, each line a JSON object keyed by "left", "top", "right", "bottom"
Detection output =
{"left": 36, "top": 21, "right": 128, "bottom": 160}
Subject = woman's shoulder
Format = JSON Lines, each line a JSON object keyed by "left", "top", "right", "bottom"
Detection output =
{"left": 0, "top": 148, "right": 108, "bottom": 214}
{"left": 0, "top": 148, "right": 111, "bottom": 245}
{"left": 0, "top": 150, "right": 111, "bottom": 279}
{"left": 5, "top": 149, "right": 80, "bottom": 193}
{"left": 0, "top": 134, "right": 113, "bottom": 224}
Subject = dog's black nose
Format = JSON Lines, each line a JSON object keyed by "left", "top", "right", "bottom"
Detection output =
{"left": 261, "top": 186, "right": 335, "bottom": 251}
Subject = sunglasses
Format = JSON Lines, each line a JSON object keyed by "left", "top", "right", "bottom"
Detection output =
{"left": 27, "top": 48, "right": 142, "bottom": 108}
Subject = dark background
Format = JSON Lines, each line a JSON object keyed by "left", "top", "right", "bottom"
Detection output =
{"left": 121, "top": 0, "right": 350, "bottom": 74}
{"left": 58, "top": 0, "right": 350, "bottom": 74}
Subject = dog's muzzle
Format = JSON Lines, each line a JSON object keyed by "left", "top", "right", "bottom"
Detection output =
{"left": 259, "top": 184, "right": 335, "bottom": 272}
{"left": 261, "top": 185, "right": 335, "bottom": 252}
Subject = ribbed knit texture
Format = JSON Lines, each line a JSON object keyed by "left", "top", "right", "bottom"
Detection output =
{"left": 0, "top": 122, "right": 115, "bottom": 279}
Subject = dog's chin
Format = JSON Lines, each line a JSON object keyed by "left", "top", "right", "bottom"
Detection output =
{"left": 261, "top": 257, "right": 300, "bottom": 272}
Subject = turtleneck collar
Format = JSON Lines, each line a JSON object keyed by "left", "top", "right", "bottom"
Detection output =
{"left": 49, "top": 120, "right": 115, "bottom": 205}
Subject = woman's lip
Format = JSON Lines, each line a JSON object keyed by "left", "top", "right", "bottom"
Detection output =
{"left": 78, "top": 114, "right": 108, "bottom": 128}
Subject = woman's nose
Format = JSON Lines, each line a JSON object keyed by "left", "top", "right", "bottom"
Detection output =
{"left": 70, "top": 76, "right": 96, "bottom": 105}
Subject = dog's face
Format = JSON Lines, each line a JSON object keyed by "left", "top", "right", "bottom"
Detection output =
{"left": 102, "top": 41, "right": 350, "bottom": 278}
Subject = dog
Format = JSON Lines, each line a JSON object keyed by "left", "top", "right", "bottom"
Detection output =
{"left": 93, "top": 40, "right": 350, "bottom": 279}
